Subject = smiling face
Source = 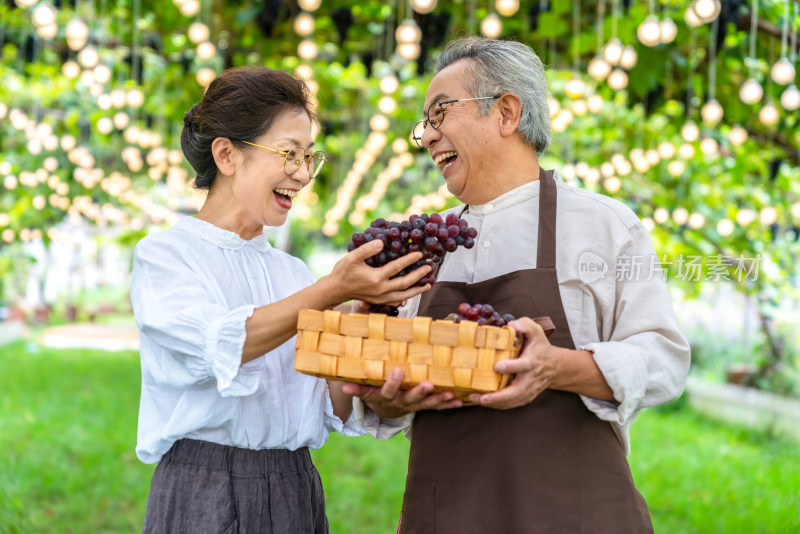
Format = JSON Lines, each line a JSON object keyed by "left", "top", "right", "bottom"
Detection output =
{"left": 228, "top": 109, "right": 314, "bottom": 232}
{"left": 420, "top": 59, "right": 504, "bottom": 205}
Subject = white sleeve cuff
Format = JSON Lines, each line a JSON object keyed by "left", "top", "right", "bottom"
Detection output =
{"left": 579, "top": 341, "right": 649, "bottom": 425}
{"left": 204, "top": 304, "right": 257, "bottom": 396}
{"left": 353, "top": 398, "right": 414, "bottom": 440}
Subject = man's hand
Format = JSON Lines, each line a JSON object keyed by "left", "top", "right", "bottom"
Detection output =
{"left": 342, "top": 368, "right": 462, "bottom": 419}
{"left": 468, "top": 317, "right": 558, "bottom": 409}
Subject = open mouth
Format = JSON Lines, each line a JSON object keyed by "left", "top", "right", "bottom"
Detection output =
{"left": 434, "top": 151, "right": 458, "bottom": 173}
{"left": 273, "top": 188, "right": 297, "bottom": 209}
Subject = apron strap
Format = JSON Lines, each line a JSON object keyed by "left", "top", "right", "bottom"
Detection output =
{"left": 536, "top": 167, "right": 557, "bottom": 270}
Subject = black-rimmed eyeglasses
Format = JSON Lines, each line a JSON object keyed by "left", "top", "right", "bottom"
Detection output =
{"left": 241, "top": 141, "right": 327, "bottom": 178}
{"left": 411, "top": 95, "right": 500, "bottom": 148}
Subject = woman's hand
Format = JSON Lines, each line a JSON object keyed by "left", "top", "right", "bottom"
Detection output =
{"left": 343, "top": 368, "right": 462, "bottom": 419}
{"left": 324, "top": 240, "right": 432, "bottom": 306}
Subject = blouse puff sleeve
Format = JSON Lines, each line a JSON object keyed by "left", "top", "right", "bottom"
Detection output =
{"left": 131, "top": 237, "right": 257, "bottom": 397}
{"left": 578, "top": 222, "right": 690, "bottom": 453}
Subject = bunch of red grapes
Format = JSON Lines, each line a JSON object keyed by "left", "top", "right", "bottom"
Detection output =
{"left": 348, "top": 213, "right": 478, "bottom": 316}
{"left": 445, "top": 303, "right": 516, "bottom": 327}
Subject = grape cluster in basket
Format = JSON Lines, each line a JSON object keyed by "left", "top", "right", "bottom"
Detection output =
{"left": 348, "top": 213, "right": 478, "bottom": 316}
{"left": 445, "top": 303, "right": 516, "bottom": 327}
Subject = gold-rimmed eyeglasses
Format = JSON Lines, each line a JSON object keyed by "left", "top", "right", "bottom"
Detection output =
{"left": 411, "top": 95, "right": 500, "bottom": 148}
{"left": 241, "top": 141, "right": 327, "bottom": 178}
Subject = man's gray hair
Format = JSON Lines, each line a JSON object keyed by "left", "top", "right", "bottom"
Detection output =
{"left": 435, "top": 37, "right": 551, "bottom": 156}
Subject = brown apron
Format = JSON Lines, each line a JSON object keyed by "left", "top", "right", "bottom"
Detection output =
{"left": 399, "top": 169, "right": 653, "bottom": 533}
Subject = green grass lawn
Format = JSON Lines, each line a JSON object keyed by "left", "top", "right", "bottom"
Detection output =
{"left": 1, "top": 340, "right": 798, "bottom": 533}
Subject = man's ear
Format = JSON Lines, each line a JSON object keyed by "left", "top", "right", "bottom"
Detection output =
{"left": 211, "top": 137, "right": 237, "bottom": 177}
{"left": 496, "top": 93, "right": 522, "bottom": 137}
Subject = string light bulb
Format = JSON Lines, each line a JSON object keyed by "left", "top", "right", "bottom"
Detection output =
{"left": 660, "top": 17, "right": 678, "bottom": 44}
{"left": 739, "top": 79, "right": 764, "bottom": 104}
{"left": 637, "top": 16, "right": 661, "bottom": 47}
{"left": 692, "top": 0, "right": 721, "bottom": 23}
{"left": 701, "top": 99, "right": 723, "bottom": 124}
{"left": 66, "top": 18, "right": 89, "bottom": 50}
{"left": 298, "top": 0, "right": 321, "bottom": 11}
{"left": 495, "top": 0, "right": 519, "bottom": 16}
{"left": 395, "top": 19, "right": 421, "bottom": 43}
{"left": 771, "top": 58, "right": 796, "bottom": 85}
{"left": 607, "top": 69, "right": 628, "bottom": 90}
{"left": 409, "top": 0, "right": 437, "bottom": 14}
{"left": 188, "top": 22, "right": 210, "bottom": 44}
{"left": 620, "top": 47, "right": 637, "bottom": 70}
{"left": 32, "top": 3, "right": 57, "bottom": 26}
{"left": 781, "top": 85, "right": 800, "bottom": 110}
{"left": 603, "top": 39, "right": 624, "bottom": 65}
{"left": 684, "top": 6, "right": 703, "bottom": 27}
{"left": 480, "top": 14, "right": 502, "bottom": 38}
{"left": 681, "top": 121, "right": 700, "bottom": 142}
{"left": 294, "top": 13, "right": 315, "bottom": 37}
{"left": 588, "top": 57, "right": 611, "bottom": 80}
{"left": 397, "top": 42, "right": 421, "bottom": 60}
{"left": 729, "top": 125, "right": 748, "bottom": 146}
{"left": 758, "top": 103, "right": 780, "bottom": 125}
{"left": 196, "top": 41, "right": 216, "bottom": 60}
{"left": 297, "top": 40, "right": 318, "bottom": 60}
{"left": 565, "top": 77, "right": 586, "bottom": 99}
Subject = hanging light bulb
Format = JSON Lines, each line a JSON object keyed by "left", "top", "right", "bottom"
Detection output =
{"left": 14, "top": 0, "right": 37, "bottom": 7}
{"left": 409, "top": 0, "right": 437, "bottom": 14}
{"left": 110, "top": 88, "right": 127, "bottom": 108}
{"left": 37, "top": 23, "right": 58, "bottom": 40}
{"left": 681, "top": 121, "right": 700, "bottom": 142}
{"left": 481, "top": 14, "right": 502, "bottom": 38}
{"left": 378, "top": 96, "right": 397, "bottom": 114}
{"left": 771, "top": 58, "right": 796, "bottom": 85}
{"left": 380, "top": 75, "right": 399, "bottom": 94}
{"left": 688, "top": 212, "right": 705, "bottom": 229}
{"left": 659, "top": 17, "right": 678, "bottom": 44}
{"left": 587, "top": 94, "right": 604, "bottom": 113}
{"left": 673, "top": 207, "right": 689, "bottom": 225}
{"left": 196, "top": 67, "right": 216, "bottom": 87}
{"left": 716, "top": 218, "right": 734, "bottom": 236}
{"left": 678, "top": 143, "right": 695, "bottom": 159}
{"left": 692, "top": 0, "right": 721, "bottom": 23}
{"left": 298, "top": 0, "right": 321, "bottom": 11}
{"left": 781, "top": 85, "right": 800, "bottom": 110}
{"left": 588, "top": 57, "right": 611, "bottom": 80}
{"left": 604, "top": 176, "right": 622, "bottom": 192}
{"left": 654, "top": 207, "right": 670, "bottom": 224}
{"left": 620, "top": 47, "right": 637, "bottom": 70}
{"left": 395, "top": 19, "right": 421, "bottom": 43}
{"left": 637, "top": 16, "right": 661, "bottom": 47}
{"left": 188, "top": 22, "right": 210, "bottom": 44}
{"left": 701, "top": 99, "right": 723, "bottom": 124}
{"left": 739, "top": 78, "right": 763, "bottom": 104}
{"left": 607, "top": 69, "right": 628, "bottom": 90}
{"left": 196, "top": 41, "right": 216, "bottom": 60}
{"left": 93, "top": 64, "right": 112, "bottom": 84}
{"left": 760, "top": 206, "right": 778, "bottom": 225}
{"left": 667, "top": 160, "right": 686, "bottom": 176}
{"left": 179, "top": 0, "right": 200, "bottom": 16}
{"left": 700, "top": 137, "right": 719, "bottom": 155}
{"left": 571, "top": 99, "right": 588, "bottom": 116}
{"left": 66, "top": 18, "right": 89, "bottom": 50}
{"left": 78, "top": 46, "right": 99, "bottom": 69}
{"left": 294, "top": 13, "right": 315, "bottom": 37}
{"left": 32, "top": 3, "right": 57, "bottom": 26}
{"left": 603, "top": 39, "right": 624, "bottom": 65}
{"left": 658, "top": 142, "right": 676, "bottom": 159}
{"left": 127, "top": 88, "right": 145, "bottom": 108}
{"left": 295, "top": 64, "right": 314, "bottom": 81}
{"left": 495, "top": 0, "right": 519, "bottom": 16}
{"left": 62, "top": 61, "right": 80, "bottom": 79}
{"left": 113, "top": 112, "right": 130, "bottom": 130}
{"left": 736, "top": 209, "right": 756, "bottom": 225}
{"left": 548, "top": 97, "right": 561, "bottom": 117}
{"left": 758, "top": 103, "right": 780, "bottom": 126}
{"left": 684, "top": 6, "right": 703, "bottom": 27}
{"left": 397, "top": 42, "right": 421, "bottom": 61}
{"left": 96, "top": 117, "right": 114, "bottom": 135}
{"left": 729, "top": 125, "right": 748, "bottom": 146}
{"left": 297, "top": 40, "right": 318, "bottom": 60}
{"left": 369, "top": 114, "right": 390, "bottom": 132}
{"left": 565, "top": 77, "right": 586, "bottom": 99}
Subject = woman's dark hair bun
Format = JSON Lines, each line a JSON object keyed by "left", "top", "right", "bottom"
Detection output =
{"left": 183, "top": 104, "right": 199, "bottom": 130}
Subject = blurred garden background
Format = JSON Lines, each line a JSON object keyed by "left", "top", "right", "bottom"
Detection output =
{"left": 1, "top": 0, "right": 800, "bottom": 532}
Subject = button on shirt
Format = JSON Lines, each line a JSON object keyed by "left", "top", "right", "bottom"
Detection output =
{"left": 355, "top": 172, "right": 691, "bottom": 455}
{"left": 131, "top": 216, "right": 362, "bottom": 464}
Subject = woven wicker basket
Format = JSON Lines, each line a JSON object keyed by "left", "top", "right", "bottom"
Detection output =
{"left": 294, "top": 309, "right": 554, "bottom": 401}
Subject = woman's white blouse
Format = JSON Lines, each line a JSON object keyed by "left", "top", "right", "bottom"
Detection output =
{"left": 131, "top": 216, "right": 362, "bottom": 464}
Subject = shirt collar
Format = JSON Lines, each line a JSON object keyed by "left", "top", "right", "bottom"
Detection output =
{"left": 467, "top": 170, "right": 563, "bottom": 216}
{"left": 174, "top": 216, "right": 272, "bottom": 252}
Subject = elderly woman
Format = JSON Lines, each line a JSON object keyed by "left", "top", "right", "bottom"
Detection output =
{"left": 130, "top": 66, "right": 431, "bottom": 533}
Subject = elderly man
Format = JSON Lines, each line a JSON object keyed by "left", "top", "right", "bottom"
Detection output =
{"left": 343, "top": 37, "right": 690, "bottom": 533}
